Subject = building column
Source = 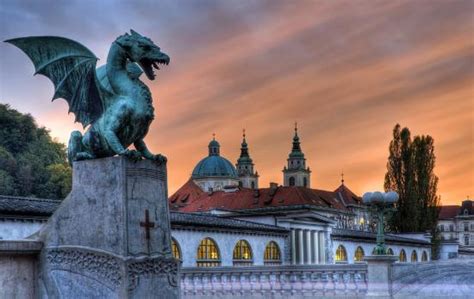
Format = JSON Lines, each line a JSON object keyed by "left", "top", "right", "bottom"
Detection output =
{"left": 304, "top": 230, "right": 312, "bottom": 264}
{"left": 297, "top": 229, "right": 304, "bottom": 265}
{"left": 318, "top": 231, "right": 325, "bottom": 264}
{"left": 312, "top": 230, "right": 319, "bottom": 264}
{"left": 291, "top": 229, "right": 296, "bottom": 264}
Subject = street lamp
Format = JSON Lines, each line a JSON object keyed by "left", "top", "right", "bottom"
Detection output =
{"left": 362, "top": 191, "right": 399, "bottom": 255}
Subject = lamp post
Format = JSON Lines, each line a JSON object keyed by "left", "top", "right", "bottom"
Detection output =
{"left": 362, "top": 191, "right": 399, "bottom": 255}
{"left": 363, "top": 191, "right": 399, "bottom": 298}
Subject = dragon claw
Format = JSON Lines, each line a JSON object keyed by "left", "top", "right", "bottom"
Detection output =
{"left": 120, "top": 149, "right": 143, "bottom": 162}
{"left": 152, "top": 154, "right": 167, "bottom": 165}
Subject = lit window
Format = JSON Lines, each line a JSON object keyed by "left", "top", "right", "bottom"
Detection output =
{"left": 264, "top": 241, "right": 281, "bottom": 265}
{"left": 196, "top": 238, "right": 221, "bottom": 267}
{"left": 387, "top": 248, "right": 394, "bottom": 255}
{"left": 399, "top": 249, "right": 407, "bottom": 262}
{"left": 354, "top": 246, "right": 365, "bottom": 262}
{"left": 335, "top": 245, "right": 347, "bottom": 263}
{"left": 172, "top": 238, "right": 181, "bottom": 260}
{"left": 233, "top": 240, "right": 253, "bottom": 266}
{"left": 411, "top": 250, "right": 418, "bottom": 262}
{"left": 422, "top": 251, "right": 428, "bottom": 262}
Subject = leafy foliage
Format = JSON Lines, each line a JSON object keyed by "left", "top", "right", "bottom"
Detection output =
{"left": 0, "top": 103, "right": 72, "bottom": 199}
{"left": 384, "top": 124, "right": 440, "bottom": 256}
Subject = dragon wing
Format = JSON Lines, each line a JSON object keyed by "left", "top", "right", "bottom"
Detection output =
{"left": 5, "top": 36, "right": 106, "bottom": 127}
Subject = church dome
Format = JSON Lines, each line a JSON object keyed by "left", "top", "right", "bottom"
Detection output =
{"left": 191, "top": 138, "right": 238, "bottom": 179}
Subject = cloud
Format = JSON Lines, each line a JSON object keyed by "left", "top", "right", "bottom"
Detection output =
{"left": 1, "top": 0, "right": 472, "bottom": 205}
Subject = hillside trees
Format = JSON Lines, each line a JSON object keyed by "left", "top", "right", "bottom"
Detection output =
{"left": 0, "top": 103, "right": 71, "bottom": 199}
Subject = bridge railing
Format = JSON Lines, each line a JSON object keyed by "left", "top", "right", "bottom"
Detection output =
{"left": 180, "top": 264, "right": 367, "bottom": 298}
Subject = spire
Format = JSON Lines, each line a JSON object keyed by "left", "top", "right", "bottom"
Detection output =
{"left": 237, "top": 129, "right": 252, "bottom": 163}
{"left": 341, "top": 171, "right": 345, "bottom": 185}
{"left": 289, "top": 122, "right": 304, "bottom": 158}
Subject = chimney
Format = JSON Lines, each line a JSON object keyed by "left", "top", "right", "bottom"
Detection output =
{"left": 269, "top": 182, "right": 278, "bottom": 189}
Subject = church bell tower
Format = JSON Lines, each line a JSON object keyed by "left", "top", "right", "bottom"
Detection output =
{"left": 236, "top": 130, "right": 259, "bottom": 189}
{"left": 283, "top": 123, "right": 311, "bottom": 187}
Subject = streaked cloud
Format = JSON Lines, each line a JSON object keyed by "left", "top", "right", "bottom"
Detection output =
{"left": 0, "top": 0, "right": 472, "bottom": 205}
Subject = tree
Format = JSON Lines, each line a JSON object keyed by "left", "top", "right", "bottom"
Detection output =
{"left": 0, "top": 103, "right": 72, "bottom": 199}
{"left": 384, "top": 124, "right": 440, "bottom": 234}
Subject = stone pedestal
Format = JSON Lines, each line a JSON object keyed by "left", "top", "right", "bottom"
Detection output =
{"left": 364, "top": 255, "right": 398, "bottom": 298}
{"left": 37, "top": 156, "right": 180, "bottom": 298}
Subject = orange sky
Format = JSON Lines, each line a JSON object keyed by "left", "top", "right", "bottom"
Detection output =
{"left": 1, "top": 0, "right": 472, "bottom": 205}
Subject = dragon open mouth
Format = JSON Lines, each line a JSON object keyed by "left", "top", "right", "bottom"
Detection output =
{"left": 139, "top": 57, "right": 169, "bottom": 80}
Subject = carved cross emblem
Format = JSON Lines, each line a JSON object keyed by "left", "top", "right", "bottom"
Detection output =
{"left": 140, "top": 209, "right": 155, "bottom": 240}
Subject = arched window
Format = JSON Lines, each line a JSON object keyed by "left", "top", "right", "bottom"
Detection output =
{"left": 411, "top": 250, "right": 418, "bottom": 262}
{"left": 335, "top": 245, "right": 347, "bottom": 263}
{"left": 171, "top": 238, "right": 181, "bottom": 260}
{"left": 264, "top": 241, "right": 281, "bottom": 265}
{"left": 251, "top": 181, "right": 255, "bottom": 189}
{"left": 289, "top": 177, "right": 295, "bottom": 186}
{"left": 233, "top": 240, "right": 253, "bottom": 266}
{"left": 303, "top": 177, "right": 307, "bottom": 187}
{"left": 399, "top": 249, "right": 407, "bottom": 262}
{"left": 197, "top": 238, "right": 221, "bottom": 267}
{"left": 421, "top": 251, "right": 428, "bottom": 262}
{"left": 387, "top": 248, "right": 394, "bottom": 255}
{"left": 354, "top": 246, "right": 365, "bottom": 262}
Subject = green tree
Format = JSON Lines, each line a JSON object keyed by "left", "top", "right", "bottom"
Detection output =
{"left": 384, "top": 124, "right": 440, "bottom": 255}
{"left": 0, "top": 103, "right": 72, "bottom": 199}
{"left": 384, "top": 124, "right": 440, "bottom": 233}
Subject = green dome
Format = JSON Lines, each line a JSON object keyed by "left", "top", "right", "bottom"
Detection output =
{"left": 192, "top": 155, "right": 238, "bottom": 178}
{"left": 192, "top": 137, "right": 237, "bottom": 178}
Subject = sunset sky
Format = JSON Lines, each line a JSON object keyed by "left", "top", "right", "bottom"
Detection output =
{"left": 0, "top": 0, "right": 472, "bottom": 205}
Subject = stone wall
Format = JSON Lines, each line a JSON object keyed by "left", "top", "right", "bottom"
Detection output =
{"left": 0, "top": 240, "right": 42, "bottom": 299}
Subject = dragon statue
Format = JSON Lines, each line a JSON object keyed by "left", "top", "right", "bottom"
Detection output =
{"left": 5, "top": 30, "right": 169, "bottom": 165}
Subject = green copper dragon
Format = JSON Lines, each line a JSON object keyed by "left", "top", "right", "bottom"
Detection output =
{"left": 5, "top": 30, "right": 170, "bottom": 165}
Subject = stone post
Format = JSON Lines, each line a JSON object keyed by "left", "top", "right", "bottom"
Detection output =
{"left": 37, "top": 156, "right": 180, "bottom": 298}
{"left": 364, "top": 255, "right": 398, "bottom": 298}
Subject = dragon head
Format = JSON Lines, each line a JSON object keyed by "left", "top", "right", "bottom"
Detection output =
{"left": 115, "top": 30, "right": 170, "bottom": 80}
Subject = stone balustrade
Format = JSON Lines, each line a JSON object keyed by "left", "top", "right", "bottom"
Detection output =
{"left": 180, "top": 264, "right": 367, "bottom": 298}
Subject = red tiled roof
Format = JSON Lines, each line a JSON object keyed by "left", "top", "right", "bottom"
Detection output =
{"left": 169, "top": 180, "right": 358, "bottom": 213}
{"left": 438, "top": 205, "right": 460, "bottom": 219}
{"left": 334, "top": 184, "right": 361, "bottom": 205}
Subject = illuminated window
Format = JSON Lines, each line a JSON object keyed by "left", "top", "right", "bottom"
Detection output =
{"left": 421, "top": 251, "right": 428, "bottom": 262}
{"left": 411, "top": 250, "right": 418, "bottom": 262}
{"left": 196, "top": 238, "right": 221, "bottom": 267}
{"left": 233, "top": 240, "right": 253, "bottom": 266}
{"left": 354, "top": 246, "right": 365, "bottom": 262}
{"left": 387, "top": 248, "right": 394, "bottom": 255}
{"left": 171, "top": 238, "right": 181, "bottom": 260}
{"left": 264, "top": 241, "right": 281, "bottom": 265}
{"left": 335, "top": 245, "right": 347, "bottom": 263}
{"left": 399, "top": 249, "right": 407, "bottom": 262}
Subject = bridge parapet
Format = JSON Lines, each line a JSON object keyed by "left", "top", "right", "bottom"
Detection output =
{"left": 180, "top": 264, "right": 367, "bottom": 298}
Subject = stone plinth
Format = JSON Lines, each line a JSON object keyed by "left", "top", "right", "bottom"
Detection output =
{"left": 37, "top": 156, "right": 180, "bottom": 298}
{"left": 364, "top": 255, "right": 398, "bottom": 298}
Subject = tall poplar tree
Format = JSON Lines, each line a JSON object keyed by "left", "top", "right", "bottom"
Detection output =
{"left": 384, "top": 124, "right": 440, "bottom": 233}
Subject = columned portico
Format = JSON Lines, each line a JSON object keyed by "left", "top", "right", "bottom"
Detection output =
{"left": 278, "top": 211, "right": 335, "bottom": 265}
